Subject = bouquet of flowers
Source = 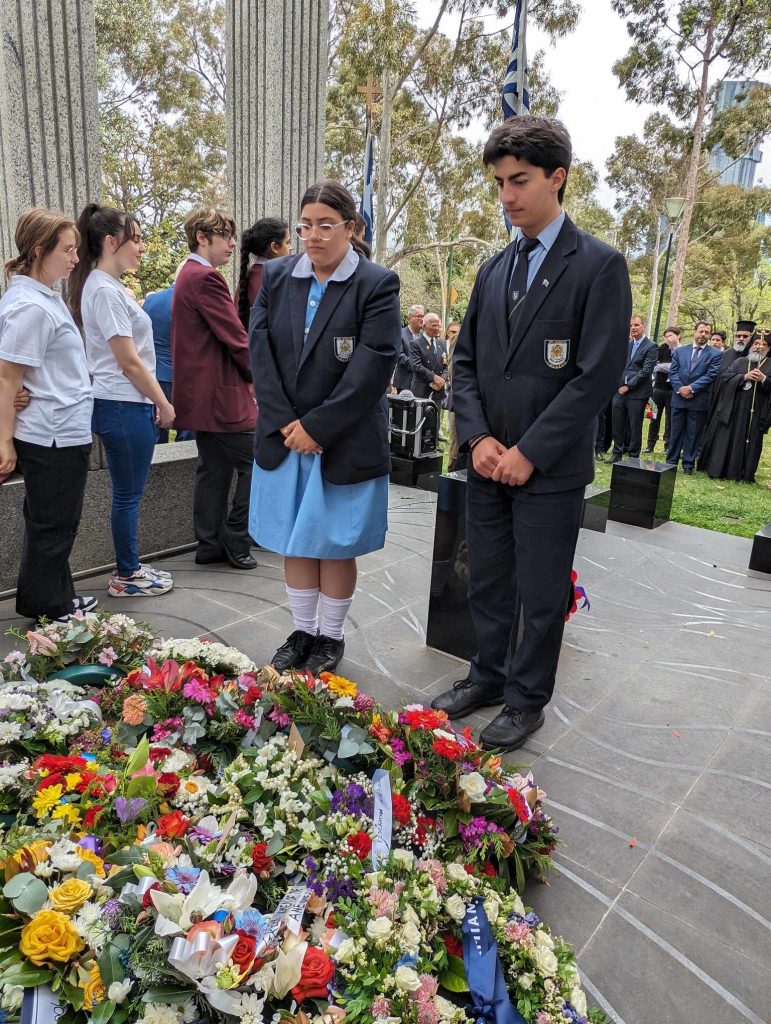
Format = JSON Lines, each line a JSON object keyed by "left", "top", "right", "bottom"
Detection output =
{"left": 0, "top": 680, "right": 102, "bottom": 760}
{"left": 2, "top": 612, "right": 156, "bottom": 683}
{"left": 148, "top": 637, "right": 256, "bottom": 677}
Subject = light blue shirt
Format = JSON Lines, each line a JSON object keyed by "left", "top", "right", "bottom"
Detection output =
{"left": 291, "top": 244, "right": 360, "bottom": 341}
{"left": 511, "top": 211, "right": 566, "bottom": 292}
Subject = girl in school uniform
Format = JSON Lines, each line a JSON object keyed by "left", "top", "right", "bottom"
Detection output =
{"left": 249, "top": 181, "right": 400, "bottom": 674}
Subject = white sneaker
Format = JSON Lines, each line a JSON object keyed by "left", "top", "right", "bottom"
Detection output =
{"left": 140, "top": 563, "right": 173, "bottom": 580}
{"left": 108, "top": 567, "right": 174, "bottom": 598}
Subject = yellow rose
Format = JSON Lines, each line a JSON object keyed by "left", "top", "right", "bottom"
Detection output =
{"left": 49, "top": 878, "right": 93, "bottom": 915}
{"left": 20, "top": 910, "right": 84, "bottom": 965}
{"left": 82, "top": 964, "right": 106, "bottom": 1011}
{"left": 74, "top": 847, "right": 106, "bottom": 878}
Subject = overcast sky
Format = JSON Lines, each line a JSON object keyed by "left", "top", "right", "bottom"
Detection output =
{"left": 421, "top": 1, "right": 771, "bottom": 211}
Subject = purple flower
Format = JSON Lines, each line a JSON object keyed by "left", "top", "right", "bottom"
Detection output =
{"left": 390, "top": 738, "right": 412, "bottom": 767}
{"left": 165, "top": 866, "right": 202, "bottom": 893}
{"left": 114, "top": 796, "right": 147, "bottom": 824}
{"left": 102, "top": 898, "right": 123, "bottom": 930}
{"left": 235, "top": 908, "right": 268, "bottom": 936}
{"left": 188, "top": 824, "right": 222, "bottom": 844}
{"left": 100, "top": 727, "right": 113, "bottom": 742}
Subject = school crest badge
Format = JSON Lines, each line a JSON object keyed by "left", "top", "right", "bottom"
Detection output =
{"left": 544, "top": 339, "right": 569, "bottom": 369}
{"left": 334, "top": 336, "right": 355, "bottom": 362}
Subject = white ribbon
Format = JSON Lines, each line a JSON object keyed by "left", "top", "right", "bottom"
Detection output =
{"left": 371, "top": 768, "right": 393, "bottom": 869}
{"left": 118, "top": 875, "right": 157, "bottom": 903}
{"left": 168, "top": 931, "right": 239, "bottom": 982}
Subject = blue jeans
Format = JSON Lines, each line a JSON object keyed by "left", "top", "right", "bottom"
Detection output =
{"left": 156, "top": 380, "right": 195, "bottom": 443}
{"left": 92, "top": 399, "right": 156, "bottom": 575}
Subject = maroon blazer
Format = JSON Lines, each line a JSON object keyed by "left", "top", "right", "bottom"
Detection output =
{"left": 171, "top": 258, "right": 256, "bottom": 433}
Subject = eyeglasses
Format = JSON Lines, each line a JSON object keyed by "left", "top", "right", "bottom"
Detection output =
{"left": 214, "top": 230, "right": 235, "bottom": 242}
{"left": 294, "top": 221, "right": 347, "bottom": 240}
{"left": 735, "top": 333, "right": 751, "bottom": 340}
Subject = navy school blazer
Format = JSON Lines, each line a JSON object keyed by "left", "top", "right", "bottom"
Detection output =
{"left": 452, "top": 214, "right": 632, "bottom": 493}
{"left": 248, "top": 253, "right": 401, "bottom": 485}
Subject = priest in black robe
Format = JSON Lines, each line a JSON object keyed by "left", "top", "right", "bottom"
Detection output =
{"left": 699, "top": 331, "right": 771, "bottom": 483}
{"left": 719, "top": 319, "right": 755, "bottom": 377}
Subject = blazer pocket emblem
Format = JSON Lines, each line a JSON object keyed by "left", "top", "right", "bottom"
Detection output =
{"left": 334, "top": 336, "right": 355, "bottom": 362}
{"left": 545, "top": 339, "right": 570, "bottom": 369}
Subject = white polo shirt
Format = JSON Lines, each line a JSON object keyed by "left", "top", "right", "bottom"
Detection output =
{"left": 81, "top": 269, "right": 155, "bottom": 403}
{"left": 0, "top": 275, "right": 93, "bottom": 447}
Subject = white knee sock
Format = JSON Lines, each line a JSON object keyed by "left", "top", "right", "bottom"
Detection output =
{"left": 318, "top": 593, "right": 353, "bottom": 640}
{"left": 286, "top": 586, "right": 320, "bottom": 634}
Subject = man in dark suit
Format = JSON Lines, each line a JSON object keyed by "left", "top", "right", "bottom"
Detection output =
{"left": 393, "top": 304, "right": 424, "bottom": 392}
{"left": 431, "top": 116, "right": 631, "bottom": 751}
{"left": 666, "top": 320, "right": 722, "bottom": 474}
{"left": 609, "top": 315, "right": 657, "bottom": 462}
{"left": 409, "top": 311, "right": 448, "bottom": 403}
{"left": 172, "top": 207, "right": 257, "bottom": 569}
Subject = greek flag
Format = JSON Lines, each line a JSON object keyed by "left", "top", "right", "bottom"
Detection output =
{"left": 502, "top": 0, "right": 530, "bottom": 119}
{"left": 359, "top": 128, "right": 374, "bottom": 244}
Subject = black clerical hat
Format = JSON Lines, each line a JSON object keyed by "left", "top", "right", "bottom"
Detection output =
{"left": 736, "top": 319, "right": 756, "bottom": 332}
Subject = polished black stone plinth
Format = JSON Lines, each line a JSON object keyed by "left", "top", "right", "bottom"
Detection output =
{"left": 749, "top": 523, "right": 771, "bottom": 574}
{"left": 425, "top": 471, "right": 522, "bottom": 662}
{"left": 582, "top": 484, "right": 610, "bottom": 533}
{"left": 390, "top": 454, "right": 444, "bottom": 489}
{"left": 608, "top": 458, "right": 676, "bottom": 529}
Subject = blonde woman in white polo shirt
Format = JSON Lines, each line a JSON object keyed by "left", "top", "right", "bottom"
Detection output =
{"left": 0, "top": 208, "right": 98, "bottom": 624}
{"left": 68, "top": 204, "right": 174, "bottom": 599}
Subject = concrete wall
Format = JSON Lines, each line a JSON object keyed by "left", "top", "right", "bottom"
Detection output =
{"left": 0, "top": 441, "right": 198, "bottom": 595}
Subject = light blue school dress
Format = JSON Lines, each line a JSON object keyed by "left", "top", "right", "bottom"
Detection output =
{"left": 249, "top": 248, "right": 389, "bottom": 559}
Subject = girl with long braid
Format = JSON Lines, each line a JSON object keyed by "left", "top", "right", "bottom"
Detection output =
{"left": 236, "top": 218, "right": 291, "bottom": 330}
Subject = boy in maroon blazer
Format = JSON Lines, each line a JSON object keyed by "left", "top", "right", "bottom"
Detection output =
{"left": 172, "top": 207, "right": 257, "bottom": 569}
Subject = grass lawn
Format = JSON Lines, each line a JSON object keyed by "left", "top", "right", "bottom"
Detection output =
{"left": 592, "top": 439, "right": 771, "bottom": 540}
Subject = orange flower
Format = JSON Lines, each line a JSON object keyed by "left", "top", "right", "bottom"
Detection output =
{"left": 122, "top": 693, "right": 148, "bottom": 726}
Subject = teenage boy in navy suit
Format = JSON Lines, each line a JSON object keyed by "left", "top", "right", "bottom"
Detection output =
{"left": 666, "top": 320, "right": 722, "bottom": 474}
{"left": 432, "top": 116, "right": 631, "bottom": 751}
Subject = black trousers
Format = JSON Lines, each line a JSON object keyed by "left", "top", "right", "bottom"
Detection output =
{"left": 193, "top": 431, "right": 254, "bottom": 559}
{"left": 646, "top": 386, "right": 672, "bottom": 448}
{"left": 612, "top": 391, "right": 649, "bottom": 458}
{"left": 466, "top": 469, "right": 584, "bottom": 711}
{"left": 15, "top": 439, "right": 91, "bottom": 621}
{"left": 595, "top": 400, "right": 613, "bottom": 453}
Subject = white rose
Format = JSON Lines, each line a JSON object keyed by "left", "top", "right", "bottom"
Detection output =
{"left": 392, "top": 848, "right": 414, "bottom": 869}
{"left": 445, "top": 894, "right": 467, "bottom": 922}
{"left": 511, "top": 893, "right": 525, "bottom": 916}
{"left": 434, "top": 996, "right": 456, "bottom": 1020}
{"left": 402, "top": 905, "right": 420, "bottom": 926}
{"left": 335, "top": 938, "right": 356, "bottom": 964}
{"left": 394, "top": 965, "right": 422, "bottom": 992}
{"left": 518, "top": 973, "right": 534, "bottom": 991}
{"left": 401, "top": 920, "right": 422, "bottom": 952}
{"left": 534, "top": 928, "right": 554, "bottom": 949}
{"left": 459, "top": 772, "right": 487, "bottom": 803}
{"left": 367, "top": 916, "right": 393, "bottom": 940}
{"left": 571, "top": 986, "right": 588, "bottom": 1017}
{"left": 532, "top": 944, "right": 559, "bottom": 977}
{"left": 107, "top": 980, "right": 133, "bottom": 1003}
{"left": 446, "top": 863, "right": 469, "bottom": 884}
{"left": 483, "top": 896, "right": 501, "bottom": 924}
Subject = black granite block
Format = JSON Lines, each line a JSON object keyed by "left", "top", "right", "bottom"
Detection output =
{"left": 582, "top": 484, "right": 610, "bottom": 533}
{"left": 390, "top": 454, "right": 443, "bottom": 488}
{"left": 608, "top": 458, "right": 676, "bottom": 529}
{"left": 748, "top": 523, "right": 771, "bottom": 574}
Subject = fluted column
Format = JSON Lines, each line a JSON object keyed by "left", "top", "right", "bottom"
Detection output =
{"left": 226, "top": 0, "right": 329, "bottom": 233}
{"left": 0, "top": 0, "right": 101, "bottom": 270}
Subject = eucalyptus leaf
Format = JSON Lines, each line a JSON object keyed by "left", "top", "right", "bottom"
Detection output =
{"left": 266, "top": 832, "right": 284, "bottom": 857}
{"left": 336, "top": 738, "right": 360, "bottom": 760}
{"left": 2, "top": 872, "right": 49, "bottom": 914}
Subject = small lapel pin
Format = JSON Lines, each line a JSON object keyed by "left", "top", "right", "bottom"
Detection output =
{"left": 542, "top": 278, "right": 549, "bottom": 287}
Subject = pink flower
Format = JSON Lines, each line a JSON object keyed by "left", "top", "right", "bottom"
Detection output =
{"left": 182, "top": 680, "right": 215, "bottom": 704}
{"left": 353, "top": 692, "right": 376, "bottom": 713}
{"left": 73, "top": 609, "right": 86, "bottom": 620}
{"left": 415, "top": 975, "right": 439, "bottom": 1002}
{"left": 370, "top": 997, "right": 391, "bottom": 1019}
{"left": 268, "top": 708, "right": 291, "bottom": 728}
{"left": 234, "top": 709, "right": 256, "bottom": 730}
{"left": 535, "top": 1014, "right": 554, "bottom": 1024}
{"left": 417, "top": 858, "right": 447, "bottom": 895}
{"left": 25, "top": 630, "right": 59, "bottom": 656}
{"left": 503, "top": 921, "right": 531, "bottom": 943}
{"left": 98, "top": 647, "right": 117, "bottom": 666}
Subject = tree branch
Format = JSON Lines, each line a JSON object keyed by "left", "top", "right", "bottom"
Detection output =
{"left": 385, "top": 236, "right": 498, "bottom": 268}
{"left": 389, "top": 0, "right": 451, "bottom": 98}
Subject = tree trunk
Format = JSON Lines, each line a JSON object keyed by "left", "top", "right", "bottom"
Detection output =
{"left": 646, "top": 212, "right": 663, "bottom": 330}
{"left": 666, "top": 20, "right": 714, "bottom": 326}
{"left": 374, "top": 67, "right": 392, "bottom": 265}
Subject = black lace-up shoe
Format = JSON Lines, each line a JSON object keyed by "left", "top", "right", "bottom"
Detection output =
{"left": 303, "top": 634, "right": 345, "bottom": 675}
{"left": 480, "top": 706, "right": 545, "bottom": 751}
{"left": 430, "top": 678, "right": 504, "bottom": 718}
{"left": 271, "top": 630, "right": 317, "bottom": 673}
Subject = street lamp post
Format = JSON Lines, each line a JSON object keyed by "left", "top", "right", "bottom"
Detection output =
{"left": 652, "top": 196, "right": 686, "bottom": 343}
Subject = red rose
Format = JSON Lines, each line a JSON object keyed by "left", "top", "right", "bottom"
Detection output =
{"left": 149, "top": 746, "right": 172, "bottom": 760}
{"left": 231, "top": 930, "right": 258, "bottom": 974}
{"left": 391, "top": 793, "right": 412, "bottom": 827}
{"left": 142, "top": 882, "right": 164, "bottom": 910}
{"left": 157, "top": 772, "right": 181, "bottom": 797}
{"left": 156, "top": 810, "right": 190, "bottom": 838}
{"left": 442, "top": 932, "right": 463, "bottom": 959}
{"left": 481, "top": 861, "right": 498, "bottom": 878}
{"left": 251, "top": 842, "right": 274, "bottom": 876}
{"left": 345, "top": 831, "right": 372, "bottom": 861}
{"left": 242, "top": 684, "right": 263, "bottom": 707}
{"left": 290, "top": 946, "right": 335, "bottom": 1002}
{"left": 82, "top": 805, "right": 105, "bottom": 830}
{"left": 37, "top": 772, "right": 65, "bottom": 791}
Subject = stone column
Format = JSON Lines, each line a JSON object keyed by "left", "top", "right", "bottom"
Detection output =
{"left": 0, "top": 0, "right": 101, "bottom": 270}
{"left": 226, "top": 0, "right": 329, "bottom": 233}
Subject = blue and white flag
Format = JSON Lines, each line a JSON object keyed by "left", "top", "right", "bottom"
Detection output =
{"left": 359, "top": 127, "right": 374, "bottom": 244}
{"left": 502, "top": 0, "right": 530, "bottom": 119}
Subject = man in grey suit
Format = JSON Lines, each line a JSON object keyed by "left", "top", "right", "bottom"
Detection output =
{"left": 409, "top": 311, "right": 448, "bottom": 403}
{"left": 609, "top": 315, "right": 658, "bottom": 462}
{"left": 394, "top": 304, "right": 424, "bottom": 391}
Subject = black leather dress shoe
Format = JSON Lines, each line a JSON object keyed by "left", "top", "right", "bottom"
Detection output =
{"left": 303, "top": 634, "right": 345, "bottom": 674}
{"left": 480, "top": 706, "right": 545, "bottom": 751}
{"left": 271, "top": 630, "right": 317, "bottom": 673}
{"left": 431, "top": 678, "right": 504, "bottom": 718}
{"left": 224, "top": 548, "right": 257, "bottom": 570}
{"left": 608, "top": 454, "right": 622, "bottom": 464}
{"left": 594, "top": 451, "right": 605, "bottom": 462}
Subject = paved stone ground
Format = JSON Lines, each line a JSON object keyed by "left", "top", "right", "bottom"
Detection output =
{"left": 1, "top": 483, "right": 769, "bottom": 1023}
